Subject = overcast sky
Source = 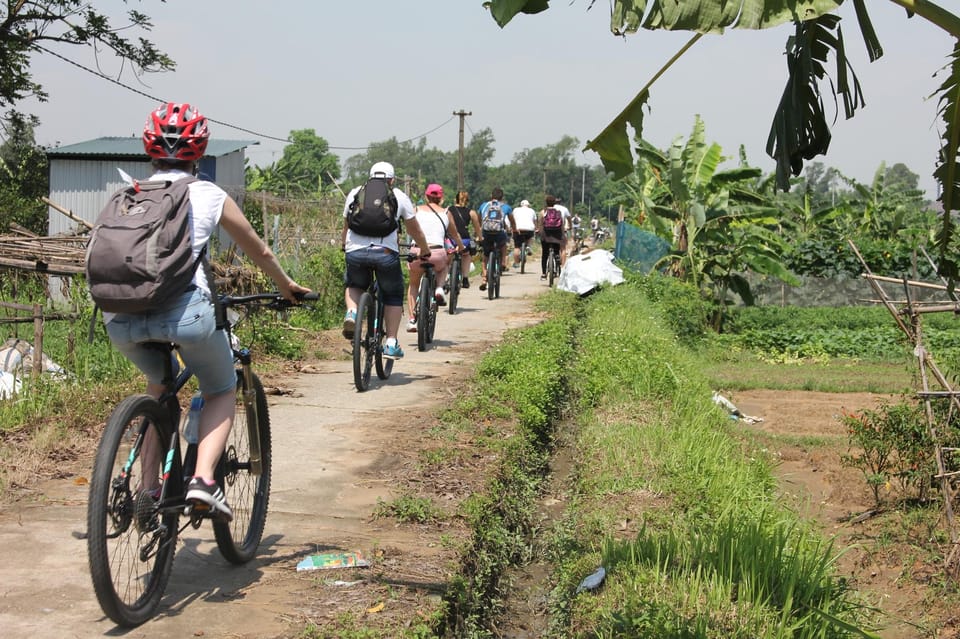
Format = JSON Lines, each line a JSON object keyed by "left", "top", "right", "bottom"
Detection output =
{"left": 17, "top": 1, "right": 954, "bottom": 199}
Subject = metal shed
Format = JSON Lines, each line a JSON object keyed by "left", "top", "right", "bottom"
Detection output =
{"left": 45, "top": 137, "right": 257, "bottom": 236}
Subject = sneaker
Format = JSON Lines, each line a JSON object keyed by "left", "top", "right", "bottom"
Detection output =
{"left": 461, "top": 277, "right": 470, "bottom": 289}
{"left": 479, "top": 280, "right": 487, "bottom": 291}
{"left": 540, "top": 274, "right": 547, "bottom": 280}
{"left": 435, "top": 288, "right": 446, "bottom": 306}
{"left": 512, "top": 263, "right": 520, "bottom": 270}
{"left": 406, "top": 318, "right": 417, "bottom": 333}
{"left": 526, "top": 247, "right": 533, "bottom": 256}
{"left": 342, "top": 310, "right": 357, "bottom": 339}
{"left": 383, "top": 343, "right": 404, "bottom": 360}
{"left": 186, "top": 477, "right": 233, "bottom": 521}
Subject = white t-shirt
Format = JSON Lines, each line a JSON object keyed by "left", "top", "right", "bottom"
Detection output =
{"left": 415, "top": 204, "right": 449, "bottom": 246}
{"left": 102, "top": 169, "right": 226, "bottom": 322}
{"left": 342, "top": 183, "right": 416, "bottom": 253}
{"left": 554, "top": 204, "right": 571, "bottom": 227}
{"left": 511, "top": 205, "right": 537, "bottom": 232}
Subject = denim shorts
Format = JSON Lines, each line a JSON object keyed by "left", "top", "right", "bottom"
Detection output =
{"left": 105, "top": 288, "right": 236, "bottom": 396}
{"left": 344, "top": 246, "right": 405, "bottom": 306}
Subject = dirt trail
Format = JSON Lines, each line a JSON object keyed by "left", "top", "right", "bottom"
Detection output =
{"left": 0, "top": 267, "right": 549, "bottom": 639}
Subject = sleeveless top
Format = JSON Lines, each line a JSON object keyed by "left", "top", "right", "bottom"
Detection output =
{"left": 448, "top": 205, "right": 472, "bottom": 238}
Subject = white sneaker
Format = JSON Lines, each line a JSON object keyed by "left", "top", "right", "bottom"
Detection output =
{"left": 434, "top": 287, "right": 446, "bottom": 306}
{"left": 406, "top": 318, "right": 417, "bottom": 333}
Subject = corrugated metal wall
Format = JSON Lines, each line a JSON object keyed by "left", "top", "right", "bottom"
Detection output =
{"left": 46, "top": 151, "right": 249, "bottom": 236}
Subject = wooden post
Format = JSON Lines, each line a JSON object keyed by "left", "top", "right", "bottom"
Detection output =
{"left": 32, "top": 303, "right": 43, "bottom": 378}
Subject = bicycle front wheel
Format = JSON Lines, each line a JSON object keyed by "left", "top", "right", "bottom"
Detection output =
{"left": 374, "top": 298, "right": 393, "bottom": 380}
{"left": 213, "top": 370, "right": 271, "bottom": 564}
{"left": 87, "top": 395, "right": 178, "bottom": 628}
{"left": 547, "top": 251, "right": 557, "bottom": 288}
{"left": 417, "top": 276, "right": 431, "bottom": 352}
{"left": 448, "top": 258, "right": 460, "bottom": 315}
{"left": 353, "top": 291, "right": 375, "bottom": 392}
{"left": 520, "top": 244, "right": 526, "bottom": 274}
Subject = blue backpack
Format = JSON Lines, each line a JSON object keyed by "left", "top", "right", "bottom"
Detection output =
{"left": 482, "top": 201, "right": 504, "bottom": 233}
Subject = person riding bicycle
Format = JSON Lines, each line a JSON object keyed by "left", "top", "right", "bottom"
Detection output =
{"left": 571, "top": 212, "right": 583, "bottom": 243}
{"left": 99, "top": 102, "right": 311, "bottom": 520}
{"left": 539, "top": 194, "right": 567, "bottom": 280}
{"left": 447, "top": 190, "right": 482, "bottom": 289}
{"left": 342, "top": 161, "right": 431, "bottom": 360}
{"left": 510, "top": 198, "right": 537, "bottom": 270}
{"left": 477, "top": 187, "right": 515, "bottom": 291}
{"left": 406, "top": 183, "right": 465, "bottom": 332}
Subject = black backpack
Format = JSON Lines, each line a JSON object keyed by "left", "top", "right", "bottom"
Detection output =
{"left": 85, "top": 177, "right": 203, "bottom": 313}
{"left": 348, "top": 178, "right": 399, "bottom": 237}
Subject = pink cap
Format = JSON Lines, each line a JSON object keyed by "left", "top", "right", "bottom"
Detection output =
{"left": 425, "top": 183, "right": 443, "bottom": 197}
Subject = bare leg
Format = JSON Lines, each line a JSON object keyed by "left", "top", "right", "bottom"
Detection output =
{"left": 193, "top": 390, "right": 234, "bottom": 483}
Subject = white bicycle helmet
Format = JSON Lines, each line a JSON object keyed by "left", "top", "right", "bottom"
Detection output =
{"left": 369, "top": 161, "right": 395, "bottom": 179}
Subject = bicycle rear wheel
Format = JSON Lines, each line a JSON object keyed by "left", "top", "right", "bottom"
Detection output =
{"left": 374, "top": 298, "right": 393, "bottom": 380}
{"left": 353, "top": 291, "right": 375, "bottom": 391}
{"left": 547, "top": 250, "right": 557, "bottom": 287}
{"left": 520, "top": 243, "right": 526, "bottom": 274}
{"left": 487, "top": 251, "right": 496, "bottom": 301}
{"left": 417, "top": 275, "right": 431, "bottom": 352}
{"left": 87, "top": 395, "right": 178, "bottom": 628}
{"left": 447, "top": 258, "right": 460, "bottom": 314}
{"left": 427, "top": 276, "right": 437, "bottom": 344}
{"left": 213, "top": 370, "right": 271, "bottom": 564}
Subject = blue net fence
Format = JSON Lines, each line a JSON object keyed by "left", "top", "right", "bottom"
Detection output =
{"left": 614, "top": 221, "right": 670, "bottom": 274}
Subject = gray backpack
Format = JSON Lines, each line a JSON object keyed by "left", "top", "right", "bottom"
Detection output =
{"left": 85, "top": 177, "right": 203, "bottom": 313}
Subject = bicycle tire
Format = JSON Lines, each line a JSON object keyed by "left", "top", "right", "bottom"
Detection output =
{"left": 520, "top": 243, "right": 526, "bottom": 274}
{"left": 547, "top": 250, "right": 557, "bottom": 288}
{"left": 417, "top": 275, "right": 431, "bottom": 352}
{"left": 427, "top": 273, "right": 437, "bottom": 344}
{"left": 352, "top": 291, "right": 375, "bottom": 392}
{"left": 87, "top": 394, "right": 178, "bottom": 628}
{"left": 494, "top": 259, "right": 501, "bottom": 298}
{"left": 213, "top": 370, "right": 271, "bottom": 564}
{"left": 374, "top": 297, "right": 393, "bottom": 380}
{"left": 487, "top": 251, "right": 497, "bottom": 301}
{"left": 447, "top": 258, "right": 460, "bottom": 315}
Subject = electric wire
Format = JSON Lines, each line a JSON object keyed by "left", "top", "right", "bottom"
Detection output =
{"left": 34, "top": 44, "right": 457, "bottom": 151}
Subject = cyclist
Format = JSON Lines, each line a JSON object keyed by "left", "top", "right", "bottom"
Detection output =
{"left": 406, "top": 183, "right": 465, "bottom": 332}
{"left": 342, "top": 161, "right": 431, "bottom": 360}
{"left": 538, "top": 194, "right": 567, "bottom": 280}
{"left": 570, "top": 211, "right": 583, "bottom": 247}
{"left": 447, "top": 190, "right": 482, "bottom": 288}
{"left": 100, "top": 102, "right": 311, "bottom": 520}
{"left": 510, "top": 198, "right": 537, "bottom": 269}
{"left": 477, "top": 187, "right": 515, "bottom": 291}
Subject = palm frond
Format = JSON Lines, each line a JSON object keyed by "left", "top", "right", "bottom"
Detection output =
{"left": 933, "top": 40, "right": 960, "bottom": 278}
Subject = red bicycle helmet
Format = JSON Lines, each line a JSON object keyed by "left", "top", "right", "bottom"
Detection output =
{"left": 142, "top": 102, "right": 209, "bottom": 161}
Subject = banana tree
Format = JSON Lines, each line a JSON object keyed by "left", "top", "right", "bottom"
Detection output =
{"left": 484, "top": 0, "right": 960, "bottom": 276}
{"left": 637, "top": 116, "right": 799, "bottom": 323}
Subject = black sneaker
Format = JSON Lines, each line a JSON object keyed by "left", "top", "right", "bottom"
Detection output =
{"left": 461, "top": 277, "right": 470, "bottom": 289}
{"left": 186, "top": 477, "right": 233, "bottom": 521}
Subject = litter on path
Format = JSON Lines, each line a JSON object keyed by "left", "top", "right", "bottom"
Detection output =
{"left": 296, "top": 550, "right": 371, "bottom": 572}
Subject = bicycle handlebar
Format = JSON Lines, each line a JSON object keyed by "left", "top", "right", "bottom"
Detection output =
{"left": 221, "top": 291, "right": 320, "bottom": 311}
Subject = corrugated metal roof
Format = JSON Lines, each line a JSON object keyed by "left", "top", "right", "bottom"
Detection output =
{"left": 45, "top": 136, "right": 258, "bottom": 158}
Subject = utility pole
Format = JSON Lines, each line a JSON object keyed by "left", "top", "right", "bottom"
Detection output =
{"left": 453, "top": 109, "right": 471, "bottom": 191}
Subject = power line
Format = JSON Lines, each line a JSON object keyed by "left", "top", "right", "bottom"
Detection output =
{"left": 34, "top": 44, "right": 457, "bottom": 151}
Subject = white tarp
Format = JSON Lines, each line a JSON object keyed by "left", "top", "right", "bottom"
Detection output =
{"left": 556, "top": 249, "right": 624, "bottom": 296}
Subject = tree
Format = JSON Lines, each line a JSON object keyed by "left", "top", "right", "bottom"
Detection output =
{"left": 0, "top": 2, "right": 174, "bottom": 107}
{"left": 0, "top": 110, "right": 47, "bottom": 233}
{"left": 486, "top": 0, "right": 960, "bottom": 276}
{"left": 247, "top": 129, "right": 340, "bottom": 197}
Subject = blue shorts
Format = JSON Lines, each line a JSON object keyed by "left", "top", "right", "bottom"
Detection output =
{"left": 105, "top": 288, "right": 236, "bottom": 396}
{"left": 344, "top": 246, "right": 406, "bottom": 306}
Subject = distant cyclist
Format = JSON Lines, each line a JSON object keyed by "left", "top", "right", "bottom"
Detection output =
{"left": 477, "top": 187, "right": 515, "bottom": 291}
{"left": 341, "top": 161, "right": 430, "bottom": 361}
{"left": 510, "top": 199, "right": 537, "bottom": 269}
{"left": 538, "top": 194, "right": 567, "bottom": 279}
{"left": 447, "top": 190, "right": 482, "bottom": 289}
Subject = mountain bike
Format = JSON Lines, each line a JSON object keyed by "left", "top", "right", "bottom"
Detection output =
{"left": 446, "top": 251, "right": 461, "bottom": 315}
{"left": 486, "top": 246, "right": 502, "bottom": 300}
{"left": 408, "top": 255, "right": 438, "bottom": 351}
{"left": 86, "top": 291, "right": 317, "bottom": 628}
{"left": 518, "top": 237, "right": 529, "bottom": 274}
{"left": 353, "top": 278, "right": 393, "bottom": 392}
{"left": 545, "top": 241, "right": 562, "bottom": 288}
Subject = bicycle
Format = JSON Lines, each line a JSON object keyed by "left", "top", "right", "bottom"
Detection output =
{"left": 486, "top": 244, "right": 502, "bottom": 300}
{"left": 353, "top": 277, "right": 394, "bottom": 392}
{"left": 86, "top": 291, "right": 317, "bottom": 628}
{"left": 545, "top": 240, "right": 562, "bottom": 288}
{"left": 445, "top": 250, "right": 462, "bottom": 315}
{"left": 408, "top": 254, "right": 438, "bottom": 352}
